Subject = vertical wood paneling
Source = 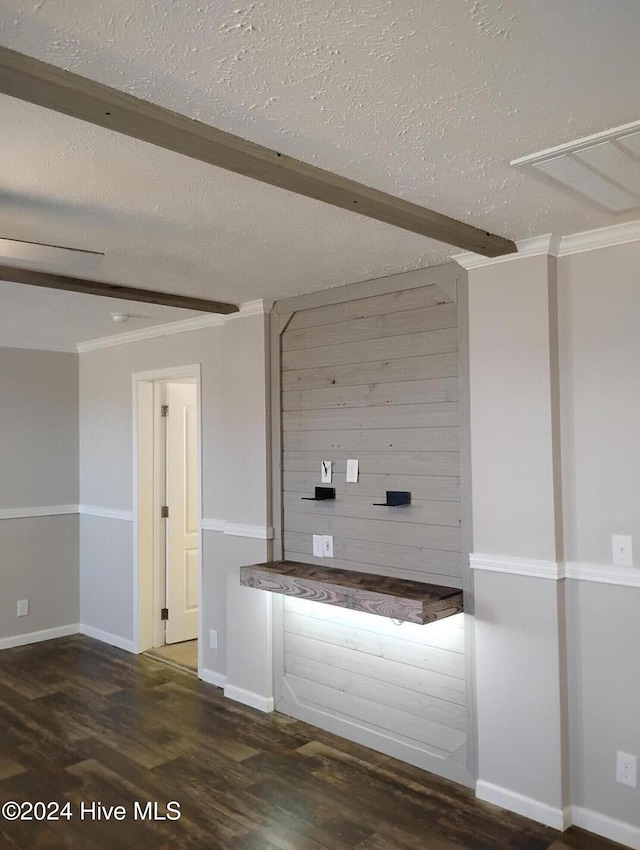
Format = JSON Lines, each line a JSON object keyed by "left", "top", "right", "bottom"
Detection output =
{"left": 276, "top": 275, "right": 469, "bottom": 775}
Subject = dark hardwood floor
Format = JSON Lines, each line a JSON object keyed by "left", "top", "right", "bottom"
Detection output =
{"left": 0, "top": 636, "right": 626, "bottom": 850}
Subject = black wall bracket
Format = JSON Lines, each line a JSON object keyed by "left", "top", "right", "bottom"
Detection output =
{"left": 302, "top": 486, "right": 336, "bottom": 501}
{"left": 373, "top": 490, "right": 411, "bottom": 507}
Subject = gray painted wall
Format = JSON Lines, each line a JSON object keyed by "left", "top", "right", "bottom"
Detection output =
{"left": 0, "top": 348, "right": 78, "bottom": 508}
{"left": 79, "top": 313, "right": 270, "bottom": 681}
{"left": 0, "top": 348, "right": 79, "bottom": 641}
{"left": 559, "top": 243, "right": 640, "bottom": 832}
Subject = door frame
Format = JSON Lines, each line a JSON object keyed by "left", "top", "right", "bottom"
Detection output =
{"left": 132, "top": 364, "right": 203, "bottom": 675}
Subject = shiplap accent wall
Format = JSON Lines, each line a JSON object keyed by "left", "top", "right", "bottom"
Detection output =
{"left": 272, "top": 267, "right": 471, "bottom": 784}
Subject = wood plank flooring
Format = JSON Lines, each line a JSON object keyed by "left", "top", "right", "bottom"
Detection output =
{"left": 0, "top": 636, "right": 626, "bottom": 850}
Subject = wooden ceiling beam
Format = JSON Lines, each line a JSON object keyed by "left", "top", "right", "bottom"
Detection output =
{"left": 0, "top": 45, "right": 517, "bottom": 258}
{"left": 0, "top": 264, "right": 239, "bottom": 314}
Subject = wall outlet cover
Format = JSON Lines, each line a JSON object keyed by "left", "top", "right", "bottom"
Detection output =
{"left": 312, "top": 534, "right": 325, "bottom": 558}
{"left": 209, "top": 629, "right": 218, "bottom": 650}
{"left": 616, "top": 751, "right": 638, "bottom": 787}
{"left": 17, "top": 599, "right": 29, "bottom": 617}
{"left": 612, "top": 534, "right": 633, "bottom": 567}
{"left": 323, "top": 535, "right": 334, "bottom": 558}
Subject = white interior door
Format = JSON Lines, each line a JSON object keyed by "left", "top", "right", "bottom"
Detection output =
{"left": 165, "top": 381, "right": 198, "bottom": 644}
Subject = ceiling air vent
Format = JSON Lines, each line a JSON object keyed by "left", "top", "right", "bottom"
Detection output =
{"left": 512, "top": 121, "right": 640, "bottom": 213}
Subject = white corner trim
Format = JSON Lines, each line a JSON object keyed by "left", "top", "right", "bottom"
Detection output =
{"left": 77, "top": 298, "right": 271, "bottom": 353}
{"left": 200, "top": 668, "right": 227, "bottom": 689}
{"left": 79, "top": 624, "right": 136, "bottom": 653}
{"left": 201, "top": 519, "right": 274, "bottom": 539}
{"left": 77, "top": 313, "right": 225, "bottom": 352}
{"left": 476, "top": 781, "right": 570, "bottom": 831}
{"left": 565, "top": 561, "right": 640, "bottom": 588}
{"left": 556, "top": 220, "right": 640, "bottom": 257}
{"left": 224, "top": 684, "right": 274, "bottom": 713}
{"left": 0, "top": 623, "right": 80, "bottom": 650}
{"left": 470, "top": 553, "right": 564, "bottom": 580}
{"left": 224, "top": 522, "right": 274, "bottom": 540}
{"left": 453, "top": 219, "right": 640, "bottom": 269}
{"left": 572, "top": 806, "right": 640, "bottom": 850}
{"left": 201, "top": 518, "right": 226, "bottom": 533}
{"left": 453, "top": 234, "right": 556, "bottom": 270}
{"left": 0, "top": 504, "right": 78, "bottom": 521}
{"left": 79, "top": 505, "right": 134, "bottom": 522}
{"left": 227, "top": 298, "right": 273, "bottom": 319}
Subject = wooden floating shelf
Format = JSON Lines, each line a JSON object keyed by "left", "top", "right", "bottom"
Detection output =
{"left": 240, "top": 560, "right": 463, "bottom": 625}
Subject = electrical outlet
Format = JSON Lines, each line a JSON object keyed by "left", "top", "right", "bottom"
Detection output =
{"left": 312, "top": 534, "right": 325, "bottom": 558}
{"left": 612, "top": 535, "right": 633, "bottom": 567}
{"left": 616, "top": 751, "right": 638, "bottom": 788}
{"left": 17, "top": 599, "right": 29, "bottom": 617}
{"left": 323, "top": 535, "right": 334, "bottom": 558}
{"left": 209, "top": 629, "right": 218, "bottom": 650}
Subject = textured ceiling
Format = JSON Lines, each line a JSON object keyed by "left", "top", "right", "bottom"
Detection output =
{"left": 1, "top": 0, "right": 640, "bottom": 347}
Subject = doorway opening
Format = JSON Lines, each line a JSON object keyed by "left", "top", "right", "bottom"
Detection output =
{"left": 133, "top": 365, "right": 202, "bottom": 677}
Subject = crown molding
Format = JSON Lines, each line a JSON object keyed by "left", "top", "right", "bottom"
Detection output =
{"left": 453, "top": 219, "right": 640, "bottom": 270}
{"left": 556, "top": 220, "right": 640, "bottom": 257}
{"left": 77, "top": 299, "right": 271, "bottom": 353}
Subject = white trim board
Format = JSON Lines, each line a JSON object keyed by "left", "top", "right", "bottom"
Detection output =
{"left": 77, "top": 298, "right": 270, "bottom": 352}
{"left": 201, "top": 519, "right": 274, "bottom": 540}
{"left": 454, "top": 220, "right": 640, "bottom": 269}
{"left": 565, "top": 561, "right": 640, "bottom": 588}
{"left": 476, "top": 781, "right": 570, "bottom": 831}
{"left": 470, "top": 553, "right": 640, "bottom": 586}
{"left": 572, "top": 806, "right": 640, "bottom": 850}
{"left": 470, "top": 553, "right": 564, "bottom": 580}
{"left": 79, "top": 505, "right": 134, "bottom": 522}
{"left": 79, "top": 624, "right": 137, "bottom": 654}
{"left": 0, "top": 505, "right": 78, "bottom": 520}
{"left": 224, "top": 684, "right": 274, "bottom": 713}
{"left": 200, "top": 668, "right": 227, "bottom": 689}
{"left": 0, "top": 623, "right": 79, "bottom": 650}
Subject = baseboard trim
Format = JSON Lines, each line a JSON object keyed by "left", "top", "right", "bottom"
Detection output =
{"left": 200, "top": 668, "right": 227, "bottom": 689}
{"left": 223, "top": 684, "right": 274, "bottom": 713}
{"left": 79, "top": 624, "right": 136, "bottom": 653}
{"left": 476, "top": 780, "right": 570, "bottom": 830}
{"left": 572, "top": 806, "right": 640, "bottom": 850}
{"left": 0, "top": 623, "right": 80, "bottom": 650}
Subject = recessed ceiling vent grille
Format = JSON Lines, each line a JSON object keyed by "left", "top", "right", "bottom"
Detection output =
{"left": 512, "top": 121, "right": 640, "bottom": 213}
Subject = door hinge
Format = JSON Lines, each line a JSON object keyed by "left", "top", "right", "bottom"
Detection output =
{"left": 161, "top": 405, "right": 169, "bottom": 417}
{"left": 161, "top": 505, "right": 169, "bottom": 518}
{"left": 161, "top": 608, "right": 169, "bottom": 621}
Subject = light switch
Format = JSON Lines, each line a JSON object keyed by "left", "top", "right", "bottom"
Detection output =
{"left": 321, "top": 461, "right": 332, "bottom": 483}
{"left": 323, "top": 535, "right": 334, "bottom": 558}
{"left": 346, "top": 459, "right": 359, "bottom": 483}
{"left": 312, "top": 534, "right": 325, "bottom": 558}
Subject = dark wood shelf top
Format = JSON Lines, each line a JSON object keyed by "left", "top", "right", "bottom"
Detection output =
{"left": 240, "top": 560, "right": 463, "bottom": 625}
